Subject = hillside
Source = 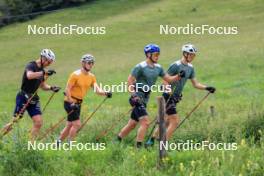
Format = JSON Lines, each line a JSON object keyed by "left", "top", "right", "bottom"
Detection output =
{"left": 0, "top": 0, "right": 263, "bottom": 175}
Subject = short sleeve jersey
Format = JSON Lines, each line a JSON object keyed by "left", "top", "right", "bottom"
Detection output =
{"left": 65, "top": 69, "right": 97, "bottom": 101}
{"left": 131, "top": 61, "right": 165, "bottom": 103}
{"left": 21, "top": 61, "right": 44, "bottom": 94}
{"left": 167, "top": 60, "right": 195, "bottom": 96}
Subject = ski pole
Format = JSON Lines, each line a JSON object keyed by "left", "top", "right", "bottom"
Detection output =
{"left": 42, "top": 91, "right": 56, "bottom": 113}
{"left": 95, "top": 108, "right": 132, "bottom": 141}
{"left": 38, "top": 110, "right": 74, "bottom": 141}
{"left": 0, "top": 91, "right": 38, "bottom": 138}
{"left": 143, "top": 92, "right": 210, "bottom": 145}
{"left": 0, "top": 74, "right": 52, "bottom": 139}
{"left": 174, "top": 92, "right": 211, "bottom": 131}
{"left": 77, "top": 97, "right": 108, "bottom": 133}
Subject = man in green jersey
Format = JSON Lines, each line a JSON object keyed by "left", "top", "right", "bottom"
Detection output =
{"left": 117, "top": 44, "right": 185, "bottom": 148}
{"left": 147, "top": 44, "right": 216, "bottom": 145}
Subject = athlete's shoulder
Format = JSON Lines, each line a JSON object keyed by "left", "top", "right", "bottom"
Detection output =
{"left": 187, "top": 63, "right": 194, "bottom": 68}
{"left": 72, "top": 69, "right": 82, "bottom": 76}
{"left": 88, "top": 72, "right": 96, "bottom": 78}
{"left": 26, "top": 61, "right": 36, "bottom": 67}
{"left": 169, "top": 60, "right": 180, "bottom": 67}
{"left": 174, "top": 60, "right": 182, "bottom": 66}
{"left": 154, "top": 63, "right": 162, "bottom": 68}
{"left": 25, "top": 61, "right": 37, "bottom": 70}
{"left": 136, "top": 61, "right": 147, "bottom": 68}
{"left": 28, "top": 60, "right": 36, "bottom": 64}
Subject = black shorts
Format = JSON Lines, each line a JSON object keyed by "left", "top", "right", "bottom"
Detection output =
{"left": 64, "top": 101, "right": 81, "bottom": 122}
{"left": 163, "top": 93, "right": 179, "bottom": 116}
{"left": 131, "top": 103, "right": 148, "bottom": 122}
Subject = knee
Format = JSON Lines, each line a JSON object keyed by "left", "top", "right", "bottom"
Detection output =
{"left": 65, "top": 124, "right": 73, "bottom": 131}
{"left": 169, "top": 117, "right": 180, "bottom": 127}
{"left": 34, "top": 120, "right": 42, "bottom": 129}
{"left": 145, "top": 122, "right": 150, "bottom": 128}
{"left": 130, "top": 123, "right": 137, "bottom": 129}
{"left": 140, "top": 119, "right": 149, "bottom": 129}
{"left": 73, "top": 123, "right": 81, "bottom": 130}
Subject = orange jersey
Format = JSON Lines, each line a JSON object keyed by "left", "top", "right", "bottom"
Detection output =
{"left": 65, "top": 69, "right": 96, "bottom": 102}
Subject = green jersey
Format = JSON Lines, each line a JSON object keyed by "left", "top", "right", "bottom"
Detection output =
{"left": 131, "top": 61, "right": 165, "bottom": 104}
{"left": 167, "top": 60, "right": 195, "bottom": 96}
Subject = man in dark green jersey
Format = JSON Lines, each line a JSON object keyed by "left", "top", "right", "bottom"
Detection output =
{"left": 117, "top": 44, "right": 184, "bottom": 148}
{"left": 147, "top": 44, "right": 216, "bottom": 145}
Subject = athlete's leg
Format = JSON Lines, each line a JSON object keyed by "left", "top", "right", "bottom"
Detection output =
{"left": 31, "top": 115, "right": 43, "bottom": 140}
{"left": 59, "top": 121, "right": 73, "bottom": 141}
{"left": 152, "top": 115, "right": 169, "bottom": 139}
{"left": 61, "top": 101, "right": 81, "bottom": 141}
{"left": 118, "top": 119, "right": 137, "bottom": 138}
{"left": 166, "top": 114, "right": 180, "bottom": 140}
{"left": 68, "top": 119, "right": 81, "bottom": 141}
{"left": 136, "top": 116, "right": 150, "bottom": 142}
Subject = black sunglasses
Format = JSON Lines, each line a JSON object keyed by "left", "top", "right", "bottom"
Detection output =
{"left": 86, "top": 61, "right": 94, "bottom": 65}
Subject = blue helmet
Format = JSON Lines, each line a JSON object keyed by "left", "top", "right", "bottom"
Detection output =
{"left": 144, "top": 44, "right": 160, "bottom": 55}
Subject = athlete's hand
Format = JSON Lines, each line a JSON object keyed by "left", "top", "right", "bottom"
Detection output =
{"left": 206, "top": 86, "right": 216, "bottom": 93}
{"left": 179, "top": 70, "right": 185, "bottom": 78}
{"left": 70, "top": 103, "right": 80, "bottom": 110}
{"left": 105, "top": 92, "right": 112, "bottom": 98}
{"left": 50, "top": 86, "right": 61, "bottom": 93}
{"left": 46, "top": 69, "right": 56, "bottom": 76}
{"left": 129, "top": 93, "right": 141, "bottom": 106}
{"left": 162, "top": 92, "right": 170, "bottom": 100}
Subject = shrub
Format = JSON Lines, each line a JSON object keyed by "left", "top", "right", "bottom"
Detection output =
{"left": 0, "top": 0, "right": 93, "bottom": 27}
{"left": 243, "top": 112, "right": 264, "bottom": 142}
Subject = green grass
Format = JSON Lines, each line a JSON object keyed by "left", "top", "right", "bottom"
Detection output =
{"left": 0, "top": 0, "right": 264, "bottom": 175}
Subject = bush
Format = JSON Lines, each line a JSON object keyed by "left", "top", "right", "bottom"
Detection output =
{"left": 243, "top": 112, "right": 264, "bottom": 142}
{"left": 0, "top": 0, "right": 93, "bottom": 27}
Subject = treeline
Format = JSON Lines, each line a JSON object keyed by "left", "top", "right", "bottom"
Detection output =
{"left": 0, "top": 0, "right": 92, "bottom": 27}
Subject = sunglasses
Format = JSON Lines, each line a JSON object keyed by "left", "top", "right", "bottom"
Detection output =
{"left": 152, "top": 52, "right": 160, "bottom": 57}
{"left": 45, "top": 59, "right": 53, "bottom": 64}
{"left": 85, "top": 61, "right": 94, "bottom": 65}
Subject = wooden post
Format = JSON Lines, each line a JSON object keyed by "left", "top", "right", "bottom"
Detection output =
{"left": 157, "top": 96, "right": 166, "bottom": 169}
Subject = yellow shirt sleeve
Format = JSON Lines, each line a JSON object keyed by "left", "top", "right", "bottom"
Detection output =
{"left": 67, "top": 73, "right": 78, "bottom": 87}
{"left": 92, "top": 75, "right": 97, "bottom": 87}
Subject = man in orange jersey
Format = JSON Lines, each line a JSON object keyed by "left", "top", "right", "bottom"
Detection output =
{"left": 58, "top": 54, "right": 112, "bottom": 142}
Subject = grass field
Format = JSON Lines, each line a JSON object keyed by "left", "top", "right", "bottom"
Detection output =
{"left": 0, "top": 0, "right": 264, "bottom": 175}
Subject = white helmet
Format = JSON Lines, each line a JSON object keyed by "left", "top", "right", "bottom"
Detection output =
{"left": 40, "top": 49, "right": 55, "bottom": 61}
{"left": 81, "top": 54, "right": 95, "bottom": 63}
{"left": 182, "top": 44, "right": 197, "bottom": 54}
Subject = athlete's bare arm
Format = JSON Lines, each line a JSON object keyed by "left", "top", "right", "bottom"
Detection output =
{"left": 26, "top": 70, "right": 43, "bottom": 80}
{"left": 163, "top": 73, "right": 181, "bottom": 83}
{"left": 65, "top": 83, "right": 75, "bottom": 102}
{"left": 40, "top": 81, "right": 51, "bottom": 91}
{"left": 191, "top": 78, "right": 207, "bottom": 90}
{"left": 93, "top": 83, "right": 108, "bottom": 96}
{"left": 127, "top": 74, "right": 136, "bottom": 94}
